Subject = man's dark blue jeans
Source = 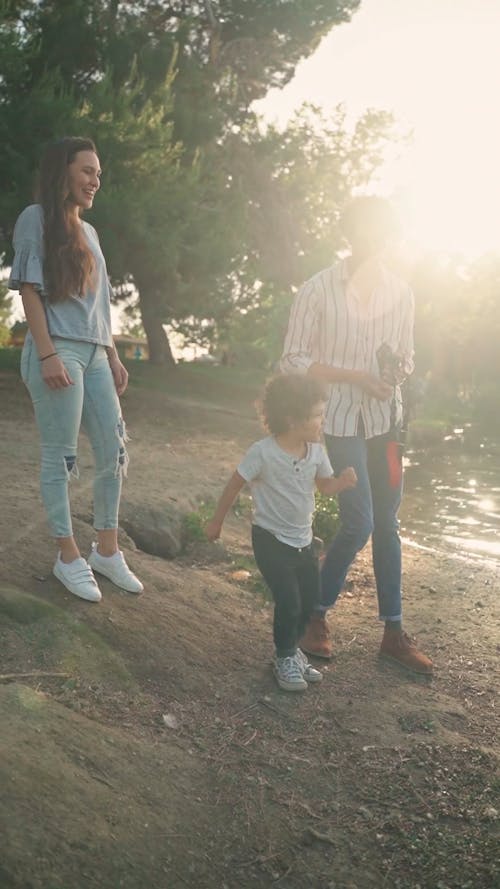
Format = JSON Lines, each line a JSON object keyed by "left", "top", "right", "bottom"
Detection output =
{"left": 320, "top": 425, "right": 404, "bottom": 622}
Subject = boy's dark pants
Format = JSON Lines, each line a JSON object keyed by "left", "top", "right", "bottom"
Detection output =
{"left": 251, "top": 524, "right": 320, "bottom": 658}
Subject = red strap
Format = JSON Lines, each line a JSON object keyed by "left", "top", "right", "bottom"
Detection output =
{"left": 386, "top": 440, "right": 402, "bottom": 488}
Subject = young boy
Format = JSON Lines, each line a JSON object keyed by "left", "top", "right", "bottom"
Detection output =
{"left": 205, "top": 375, "right": 357, "bottom": 692}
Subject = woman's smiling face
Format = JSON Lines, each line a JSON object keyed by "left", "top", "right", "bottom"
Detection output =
{"left": 66, "top": 150, "right": 101, "bottom": 211}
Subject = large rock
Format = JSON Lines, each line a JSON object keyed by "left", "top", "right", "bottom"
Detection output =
{"left": 119, "top": 500, "right": 183, "bottom": 559}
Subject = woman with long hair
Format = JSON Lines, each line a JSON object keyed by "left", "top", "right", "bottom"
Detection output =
{"left": 9, "top": 136, "right": 143, "bottom": 601}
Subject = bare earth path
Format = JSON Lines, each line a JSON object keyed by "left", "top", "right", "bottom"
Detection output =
{"left": 0, "top": 366, "right": 498, "bottom": 889}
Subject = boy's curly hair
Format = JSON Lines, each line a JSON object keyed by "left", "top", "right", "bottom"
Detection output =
{"left": 260, "top": 374, "right": 327, "bottom": 435}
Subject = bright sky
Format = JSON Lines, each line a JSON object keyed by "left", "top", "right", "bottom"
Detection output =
{"left": 256, "top": 0, "right": 500, "bottom": 258}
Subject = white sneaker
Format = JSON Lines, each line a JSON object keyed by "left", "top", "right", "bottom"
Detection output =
{"left": 273, "top": 656, "right": 308, "bottom": 692}
{"left": 296, "top": 648, "right": 323, "bottom": 683}
{"left": 53, "top": 554, "right": 102, "bottom": 602}
{"left": 88, "top": 543, "right": 143, "bottom": 594}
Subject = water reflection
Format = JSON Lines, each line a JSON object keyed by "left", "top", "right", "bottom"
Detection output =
{"left": 400, "top": 436, "right": 500, "bottom": 563}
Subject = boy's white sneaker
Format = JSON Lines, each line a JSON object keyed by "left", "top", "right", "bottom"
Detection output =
{"left": 53, "top": 554, "right": 102, "bottom": 602}
{"left": 88, "top": 543, "right": 144, "bottom": 594}
{"left": 296, "top": 648, "right": 323, "bottom": 683}
{"left": 274, "top": 656, "right": 308, "bottom": 692}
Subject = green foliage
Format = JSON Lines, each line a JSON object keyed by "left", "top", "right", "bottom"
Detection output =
{"left": 119, "top": 309, "right": 146, "bottom": 341}
{"left": 182, "top": 512, "right": 207, "bottom": 544}
{"left": 181, "top": 500, "right": 215, "bottom": 545}
{"left": 0, "top": 0, "right": 370, "bottom": 366}
{"left": 312, "top": 492, "right": 340, "bottom": 545}
{"left": 0, "top": 346, "right": 21, "bottom": 371}
{"left": 218, "top": 105, "right": 397, "bottom": 366}
{"left": 412, "top": 253, "right": 500, "bottom": 429}
{"left": 232, "top": 492, "right": 253, "bottom": 519}
{"left": 0, "top": 279, "right": 12, "bottom": 345}
{"left": 237, "top": 104, "right": 396, "bottom": 286}
{"left": 126, "top": 360, "right": 266, "bottom": 410}
{"left": 11, "top": 0, "right": 478, "bottom": 406}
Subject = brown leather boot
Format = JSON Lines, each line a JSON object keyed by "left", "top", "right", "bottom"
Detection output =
{"left": 379, "top": 628, "right": 433, "bottom": 675}
{"left": 299, "top": 613, "right": 332, "bottom": 659}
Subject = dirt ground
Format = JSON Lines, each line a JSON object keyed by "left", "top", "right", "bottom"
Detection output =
{"left": 0, "top": 364, "right": 498, "bottom": 889}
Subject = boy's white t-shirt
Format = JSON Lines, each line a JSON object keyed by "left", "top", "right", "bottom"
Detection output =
{"left": 237, "top": 436, "right": 334, "bottom": 548}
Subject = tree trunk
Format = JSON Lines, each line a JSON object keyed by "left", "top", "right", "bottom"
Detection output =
{"left": 139, "top": 299, "right": 176, "bottom": 367}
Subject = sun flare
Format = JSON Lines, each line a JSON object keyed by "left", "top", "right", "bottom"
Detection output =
{"left": 258, "top": 0, "right": 500, "bottom": 257}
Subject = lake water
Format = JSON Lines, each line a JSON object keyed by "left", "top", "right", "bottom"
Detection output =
{"left": 400, "top": 429, "right": 500, "bottom": 564}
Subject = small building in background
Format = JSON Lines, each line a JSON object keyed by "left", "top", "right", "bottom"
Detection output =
{"left": 6, "top": 327, "right": 150, "bottom": 360}
{"left": 114, "top": 335, "right": 149, "bottom": 361}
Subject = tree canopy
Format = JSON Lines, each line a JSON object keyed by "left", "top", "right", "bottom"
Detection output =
{"left": 1, "top": 0, "right": 369, "bottom": 363}
{"left": 3, "top": 0, "right": 498, "bottom": 423}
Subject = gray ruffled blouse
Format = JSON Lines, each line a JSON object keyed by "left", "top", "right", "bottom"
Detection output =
{"left": 8, "top": 204, "right": 113, "bottom": 347}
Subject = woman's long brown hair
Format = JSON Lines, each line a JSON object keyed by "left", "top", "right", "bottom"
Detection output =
{"left": 37, "top": 137, "right": 97, "bottom": 303}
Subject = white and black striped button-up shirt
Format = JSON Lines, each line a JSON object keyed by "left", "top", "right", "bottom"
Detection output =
{"left": 281, "top": 260, "right": 414, "bottom": 439}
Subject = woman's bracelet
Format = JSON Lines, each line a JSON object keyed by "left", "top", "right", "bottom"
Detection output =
{"left": 39, "top": 352, "right": 57, "bottom": 362}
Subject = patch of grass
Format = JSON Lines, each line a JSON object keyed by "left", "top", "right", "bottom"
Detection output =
{"left": 0, "top": 346, "right": 21, "bottom": 372}
{"left": 0, "top": 344, "right": 267, "bottom": 413}
{"left": 0, "top": 586, "right": 135, "bottom": 688}
{"left": 398, "top": 712, "right": 435, "bottom": 734}
{"left": 0, "top": 586, "right": 61, "bottom": 624}
{"left": 232, "top": 492, "right": 253, "bottom": 519}
{"left": 127, "top": 360, "right": 266, "bottom": 410}
{"left": 181, "top": 499, "right": 215, "bottom": 544}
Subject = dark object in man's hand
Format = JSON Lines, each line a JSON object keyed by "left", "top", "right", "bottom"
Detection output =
{"left": 376, "top": 342, "right": 404, "bottom": 385}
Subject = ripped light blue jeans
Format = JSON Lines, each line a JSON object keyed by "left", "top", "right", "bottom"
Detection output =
{"left": 21, "top": 336, "right": 128, "bottom": 538}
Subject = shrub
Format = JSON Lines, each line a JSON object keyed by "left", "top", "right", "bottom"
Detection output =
{"left": 312, "top": 492, "right": 340, "bottom": 546}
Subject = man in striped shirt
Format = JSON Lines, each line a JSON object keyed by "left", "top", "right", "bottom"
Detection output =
{"left": 281, "top": 196, "right": 432, "bottom": 674}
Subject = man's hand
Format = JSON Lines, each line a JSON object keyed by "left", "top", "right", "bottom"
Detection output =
{"left": 356, "top": 371, "right": 393, "bottom": 401}
{"left": 41, "top": 354, "right": 74, "bottom": 389}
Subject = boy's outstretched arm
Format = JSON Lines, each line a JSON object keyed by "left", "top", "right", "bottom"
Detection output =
{"left": 205, "top": 471, "right": 247, "bottom": 541}
{"left": 316, "top": 466, "right": 357, "bottom": 496}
